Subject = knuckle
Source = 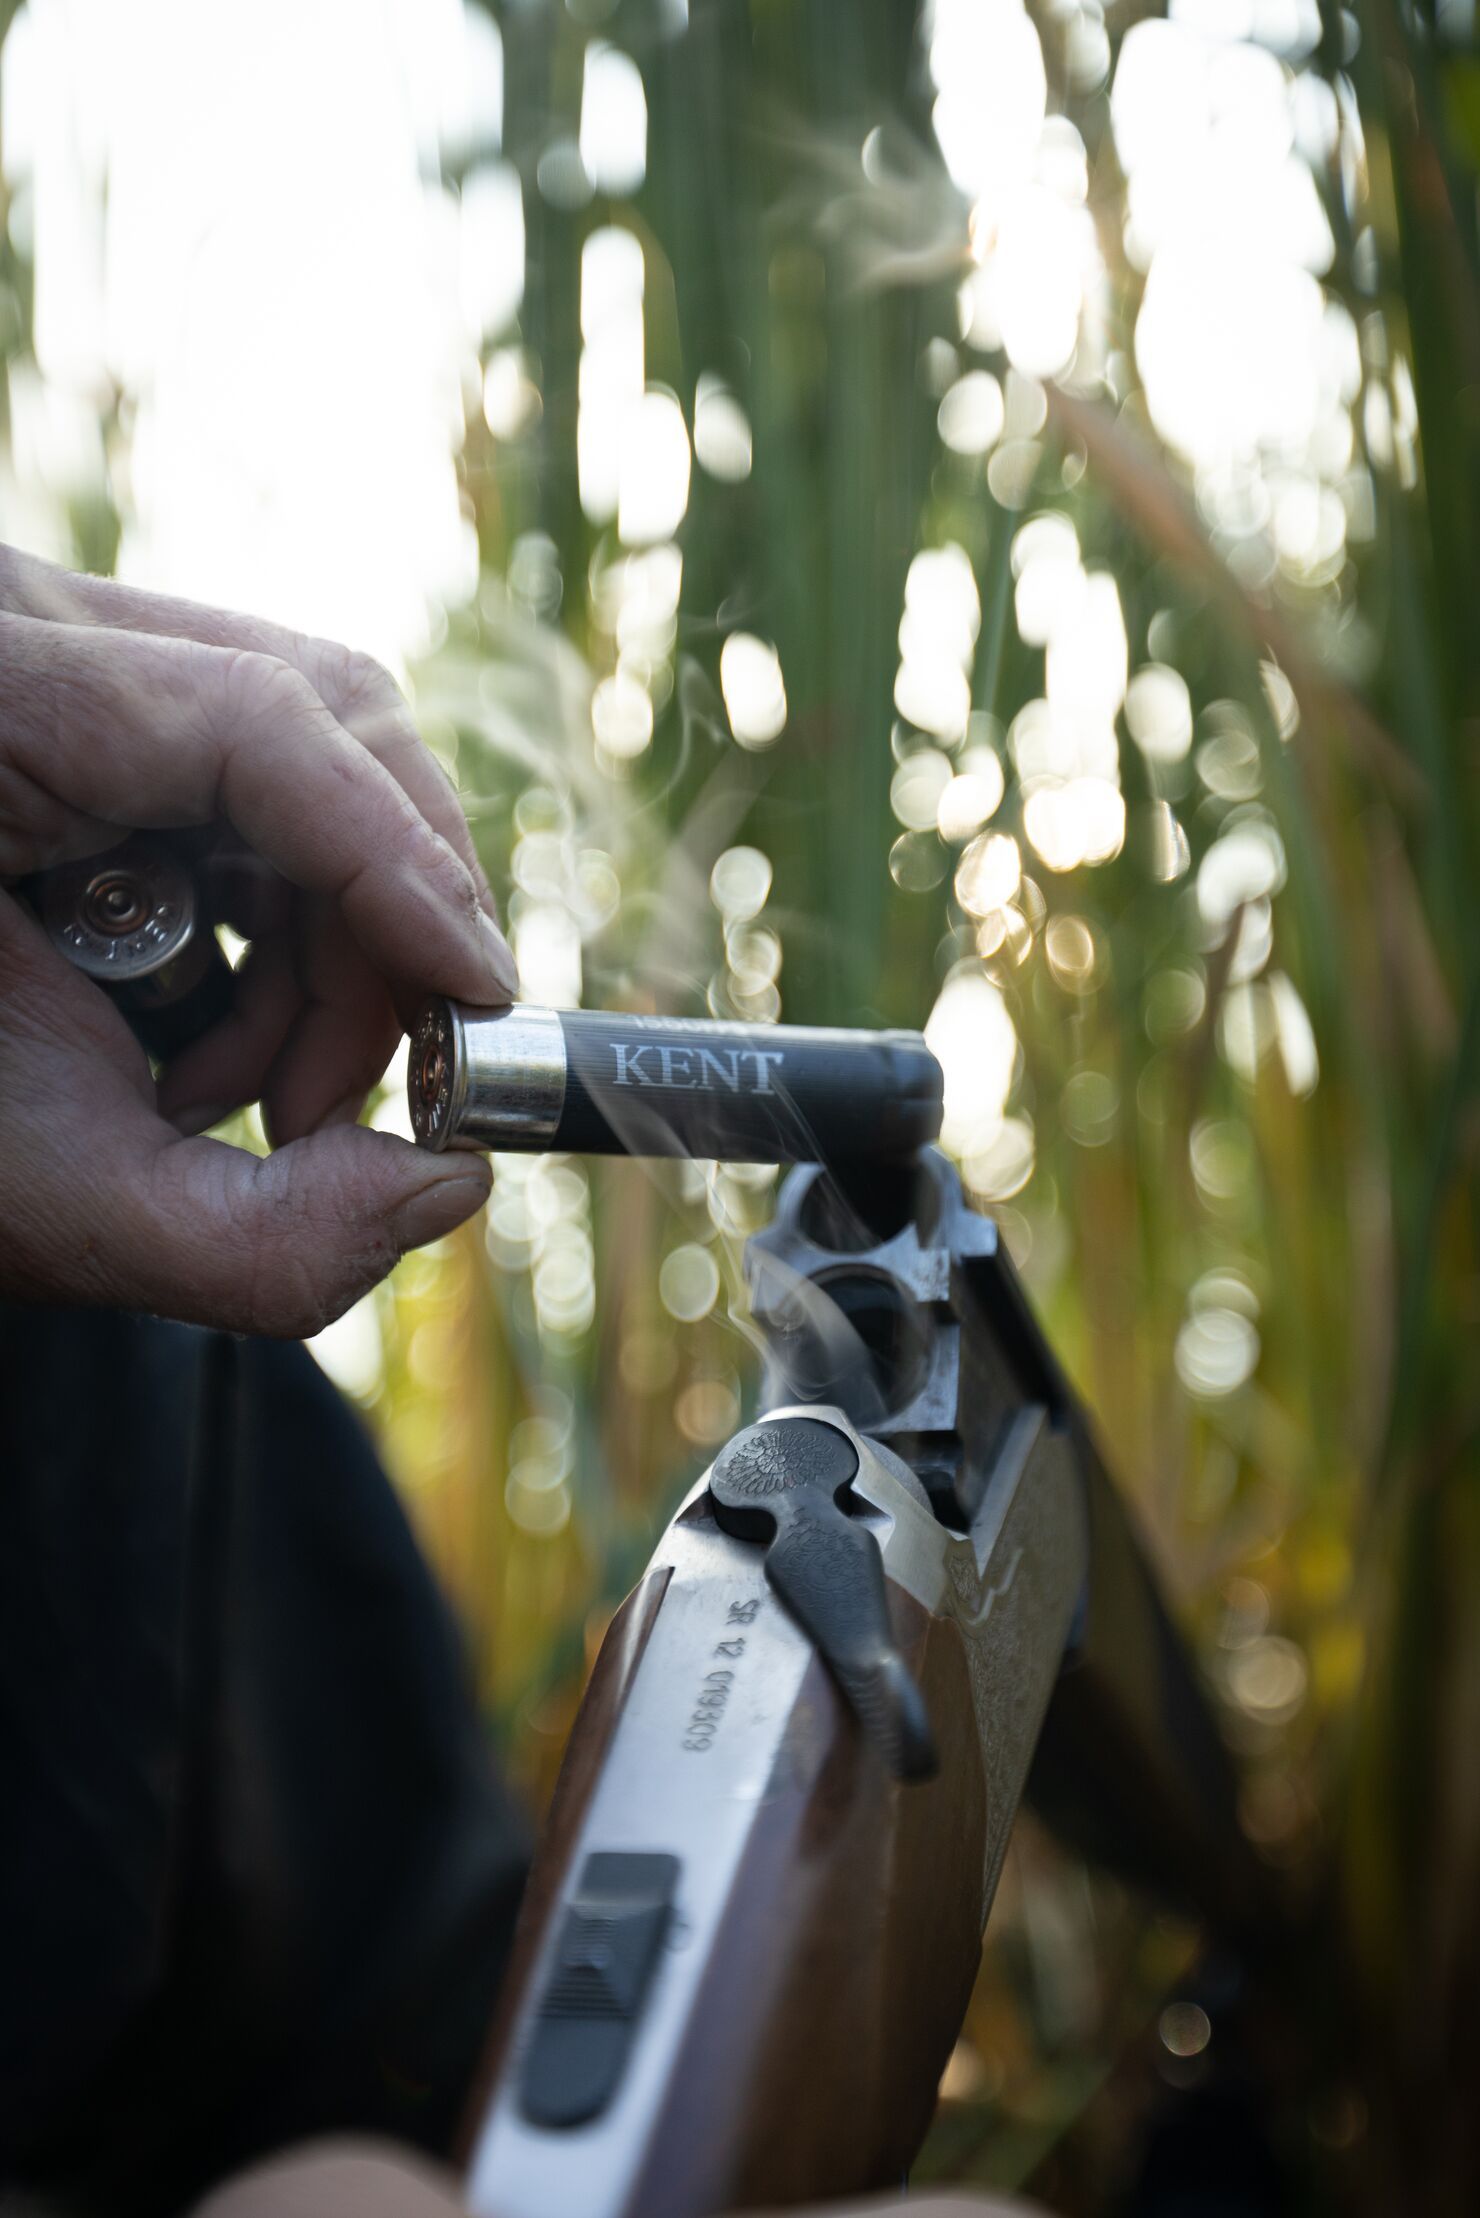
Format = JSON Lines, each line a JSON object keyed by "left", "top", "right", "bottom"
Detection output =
{"left": 308, "top": 638, "right": 404, "bottom": 725}
{"left": 373, "top": 800, "right": 477, "bottom": 911}
{"left": 421, "top": 824, "right": 481, "bottom": 915}
{"left": 202, "top": 645, "right": 321, "bottom": 736}
{"left": 278, "top": 640, "right": 481, "bottom": 879}
{"left": 339, "top": 646, "right": 402, "bottom": 713}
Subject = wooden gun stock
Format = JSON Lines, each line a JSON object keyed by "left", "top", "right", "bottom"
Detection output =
{"left": 459, "top": 1406, "right": 1086, "bottom": 2218}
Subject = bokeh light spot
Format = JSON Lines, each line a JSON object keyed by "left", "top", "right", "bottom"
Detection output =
{"left": 660, "top": 1242, "right": 721, "bottom": 1322}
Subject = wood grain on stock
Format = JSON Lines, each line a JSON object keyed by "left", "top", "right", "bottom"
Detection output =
{"left": 461, "top": 1573, "right": 987, "bottom": 2214}
{"left": 659, "top": 1586, "right": 986, "bottom": 2214}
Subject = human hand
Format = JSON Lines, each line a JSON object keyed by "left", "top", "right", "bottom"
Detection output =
{"left": 190, "top": 2139, "right": 1046, "bottom": 2216}
{"left": 0, "top": 544, "right": 515, "bottom": 1336}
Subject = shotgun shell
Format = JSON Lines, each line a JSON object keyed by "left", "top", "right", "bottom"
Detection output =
{"left": 408, "top": 997, "right": 943, "bottom": 1164}
{"left": 40, "top": 838, "right": 201, "bottom": 984}
{"left": 36, "top": 835, "right": 236, "bottom": 1056}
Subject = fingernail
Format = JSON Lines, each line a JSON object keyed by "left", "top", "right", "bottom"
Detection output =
{"left": 174, "top": 1103, "right": 229, "bottom": 1138}
{"left": 477, "top": 911, "right": 520, "bottom": 1002}
{"left": 391, "top": 1171, "right": 491, "bottom": 1253}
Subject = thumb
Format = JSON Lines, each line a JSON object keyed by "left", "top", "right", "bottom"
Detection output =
{"left": 0, "top": 884, "right": 491, "bottom": 1335}
{"left": 108, "top": 1124, "right": 492, "bottom": 1337}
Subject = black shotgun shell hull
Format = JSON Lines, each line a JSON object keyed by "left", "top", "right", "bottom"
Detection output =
{"left": 409, "top": 999, "right": 942, "bottom": 1164}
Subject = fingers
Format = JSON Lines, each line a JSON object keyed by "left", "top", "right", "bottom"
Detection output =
{"left": 0, "top": 555, "right": 511, "bottom": 1332}
{"left": 0, "top": 543, "right": 500, "bottom": 923}
{"left": 189, "top": 2140, "right": 466, "bottom": 2218}
{"left": 258, "top": 898, "right": 401, "bottom": 1145}
{"left": 293, "top": 639, "right": 498, "bottom": 923}
{"left": 730, "top": 2203, "right": 1046, "bottom": 2216}
{"left": 153, "top": 930, "right": 302, "bottom": 1133}
{"left": 0, "top": 610, "right": 517, "bottom": 1003}
{"left": 154, "top": 902, "right": 400, "bottom": 1146}
{"left": 188, "top": 2152, "right": 1045, "bottom": 2218}
{"left": 0, "top": 780, "right": 121, "bottom": 874}
{"left": 0, "top": 895, "right": 490, "bottom": 1334}
{"left": 116, "top": 1123, "right": 492, "bottom": 1336}
{"left": 8, "top": 1083, "right": 493, "bottom": 1336}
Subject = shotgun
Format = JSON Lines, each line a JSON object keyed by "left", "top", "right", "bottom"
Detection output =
{"left": 455, "top": 1148, "right": 1272, "bottom": 2217}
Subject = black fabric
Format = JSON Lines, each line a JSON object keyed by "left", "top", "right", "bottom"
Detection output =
{"left": 0, "top": 1306, "right": 528, "bottom": 2217}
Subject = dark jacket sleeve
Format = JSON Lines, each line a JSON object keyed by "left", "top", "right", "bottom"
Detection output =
{"left": 0, "top": 1307, "right": 527, "bottom": 2217}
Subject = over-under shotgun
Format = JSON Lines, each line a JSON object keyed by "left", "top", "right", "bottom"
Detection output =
{"left": 458, "top": 1151, "right": 1270, "bottom": 2216}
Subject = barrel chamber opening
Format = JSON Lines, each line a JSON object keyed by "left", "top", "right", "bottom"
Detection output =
{"left": 765, "top": 1266, "right": 932, "bottom": 1429}
{"left": 796, "top": 1159, "right": 940, "bottom": 1251}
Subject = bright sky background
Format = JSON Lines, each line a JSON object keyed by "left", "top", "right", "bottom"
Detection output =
{"left": 2, "top": 0, "right": 506, "bottom": 666}
{"left": 1, "top": 0, "right": 1334, "bottom": 1177}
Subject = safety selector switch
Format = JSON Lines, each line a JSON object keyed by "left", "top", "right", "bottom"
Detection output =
{"left": 519, "top": 1850, "right": 679, "bottom": 2130}
{"left": 708, "top": 1417, "right": 938, "bottom": 1782}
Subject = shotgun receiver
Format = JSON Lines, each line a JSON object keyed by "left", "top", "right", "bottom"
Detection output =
{"left": 460, "top": 1151, "right": 1270, "bottom": 2217}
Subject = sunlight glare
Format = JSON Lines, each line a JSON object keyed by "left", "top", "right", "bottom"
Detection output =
{"left": 580, "top": 42, "right": 647, "bottom": 198}
{"left": 514, "top": 902, "right": 583, "bottom": 1010}
{"left": 937, "top": 751, "right": 1006, "bottom": 841}
{"left": 929, "top": 0, "right": 1046, "bottom": 206}
{"left": 618, "top": 388, "right": 691, "bottom": 545}
{"left": 938, "top": 369, "right": 1005, "bottom": 457}
{"left": 895, "top": 543, "right": 980, "bottom": 744}
{"left": 459, "top": 161, "right": 525, "bottom": 341}
{"left": 579, "top": 227, "right": 646, "bottom": 523}
{"left": 1046, "top": 571, "right": 1127, "bottom": 722}
{"left": 925, "top": 965, "right": 1019, "bottom": 1151}
{"left": 694, "top": 372, "right": 753, "bottom": 480}
{"left": 720, "top": 634, "right": 787, "bottom": 748}
{"left": 591, "top": 669, "right": 654, "bottom": 762}
{"left": 892, "top": 749, "right": 954, "bottom": 833}
{"left": 1023, "top": 778, "right": 1126, "bottom": 872}
{"left": 1125, "top": 663, "right": 1194, "bottom": 762}
{"left": 1197, "top": 818, "right": 1288, "bottom": 928}
{"left": 7, "top": 0, "right": 517, "bottom": 660}
{"left": 710, "top": 845, "right": 773, "bottom": 921}
{"left": 1111, "top": 1, "right": 1352, "bottom": 575}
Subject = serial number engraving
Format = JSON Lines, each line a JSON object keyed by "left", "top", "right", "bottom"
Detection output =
{"left": 682, "top": 1668, "right": 734, "bottom": 1753}
{"left": 681, "top": 1598, "right": 766, "bottom": 1751}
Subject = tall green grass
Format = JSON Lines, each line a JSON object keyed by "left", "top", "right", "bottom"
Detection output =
{"left": 1, "top": 0, "right": 1474, "bottom": 2206}
{"left": 434, "top": 6, "right": 1479, "bottom": 2206}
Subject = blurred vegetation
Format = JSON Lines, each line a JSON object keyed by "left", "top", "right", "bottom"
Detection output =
{"left": 2, "top": 0, "right": 1477, "bottom": 2211}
